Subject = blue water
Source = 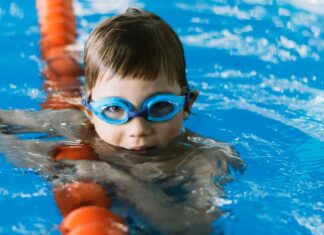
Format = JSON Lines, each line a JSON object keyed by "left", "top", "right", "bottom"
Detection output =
{"left": 0, "top": 0, "right": 323, "bottom": 234}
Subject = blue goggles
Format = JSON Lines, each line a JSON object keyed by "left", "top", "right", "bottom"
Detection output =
{"left": 82, "top": 91, "right": 194, "bottom": 125}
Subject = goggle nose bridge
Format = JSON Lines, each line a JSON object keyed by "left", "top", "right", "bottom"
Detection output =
{"left": 128, "top": 108, "right": 148, "bottom": 119}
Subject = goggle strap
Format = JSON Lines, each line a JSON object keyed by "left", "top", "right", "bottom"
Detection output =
{"left": 81, "top": 98, "right": 91, "bottom": 110}
{"left": 184, "top": 91, "right": 195, "bottom": 103}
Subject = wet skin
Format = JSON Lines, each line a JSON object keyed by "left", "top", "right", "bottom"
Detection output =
{"left": 0, "top": 109, "right": 244, "bottom": 235}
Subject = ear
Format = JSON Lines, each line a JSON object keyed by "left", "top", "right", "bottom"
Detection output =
{"left": 183, "top": 90, "right": 199, "bottom": 120}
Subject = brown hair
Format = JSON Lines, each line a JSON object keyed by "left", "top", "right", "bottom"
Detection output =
{"left": 84, "top": 8, "right": 188, "bottom": 98}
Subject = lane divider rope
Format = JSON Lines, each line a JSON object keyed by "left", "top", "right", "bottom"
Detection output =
{"left": 36, "top": 1, "right": 128, "bottom": 234}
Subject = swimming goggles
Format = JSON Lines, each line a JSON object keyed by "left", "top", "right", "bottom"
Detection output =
{"left": 82, "top": 91, "right": 195, "bottom": 125}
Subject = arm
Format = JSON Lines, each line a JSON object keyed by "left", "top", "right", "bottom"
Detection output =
{"left": 67, "top": 159, "right": 211, "bottom": 235}
{"left": 0, "top": 109, "right": 89, "bottom": 140}
{"left": 0, "top": 133, "right": 62, "bottom": 174}
{"left": 0, "top": 109, "right": 51, "bottom": 132}
{"left": 177, "top": 135, "right": 245, "bottom": 221}
{"left": 0, "top": 131, "right": 210, "bottom": 235}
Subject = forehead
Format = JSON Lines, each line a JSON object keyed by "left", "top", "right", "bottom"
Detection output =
{"left": 91, "top": 75, "right": 182, "bottom": 103}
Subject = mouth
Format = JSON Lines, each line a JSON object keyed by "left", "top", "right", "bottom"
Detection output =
{"left": 129, "top": 146, "right": 158, "bottom": 154}
{"left": 130, "top": 146, "right": 152, "bottom": 150}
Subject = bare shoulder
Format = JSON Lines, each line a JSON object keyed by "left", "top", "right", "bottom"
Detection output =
{"left": 180, "top": 129, "right": 245, "bottom": 172}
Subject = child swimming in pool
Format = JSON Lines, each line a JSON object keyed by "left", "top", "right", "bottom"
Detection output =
{"left": 0, "top": 8, "right": 244, "bottom": 235}
{"left": 82, "top": 7, "right": 197, "bottom": 152}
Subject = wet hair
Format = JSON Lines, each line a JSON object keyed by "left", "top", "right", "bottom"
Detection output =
{"left": 84, "top": 8, "right": 188, "bottom": 98}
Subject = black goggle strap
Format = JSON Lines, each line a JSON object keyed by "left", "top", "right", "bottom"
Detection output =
{"left": 183, "top": 90, "right": 195, "bottom": 104}
{"left": 81, "top": 97, "right": 92, "bottom": 110}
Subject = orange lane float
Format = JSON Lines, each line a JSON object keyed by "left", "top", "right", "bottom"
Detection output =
{"left": 68, "top": 222, "right": 126, "bottom": 235}
{"left": 41, "top": 46, "right": 75, "bottom": 61}
{"left": 41, "top": 47, "right": 82, "bottom": 94}
{"left": 41, "top": 91, "right": 81, "bottom": 110}
{"left": 40, "top": 33, "right": 75, "bottom": 53}
{"left": 52, "top": 143, "right": 98, "bottom": 161}
{"left": 36, "top": 0, "right": 73, "bottom": 11}
{"left": 44, "top": 55, "right": 83, "bottom": 78}
{"left": 37, "top": 0, "right": 82, "bottom": 110}
{"left": 40, "top": 18, "right": 77, "bottom": 37}
{"left": 54, "top": 182, "right": 112, "bottom": 216}
{"left": 36, "top": 1, "right": 128, "bottom": 234}
{"left": 60, "top": 206, "right": 127, "bottom": 235}
{"left": 41, "top": 47, "right": 82, "bottom": 76}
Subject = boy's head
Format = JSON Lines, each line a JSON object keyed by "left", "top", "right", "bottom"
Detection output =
{"left": 83, "top": 8, "right": 198, "bottom": 151}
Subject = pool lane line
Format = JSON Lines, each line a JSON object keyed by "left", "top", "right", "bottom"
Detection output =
{"left": 37, "top": 0, "right": 81, "bottom": 110}
{"left": 36, "top": 0, "right": 128, "bottom": 234}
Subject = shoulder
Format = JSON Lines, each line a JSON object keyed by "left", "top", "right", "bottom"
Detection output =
{"left": 179, "top": 129, "right": 245, "bottom": 171}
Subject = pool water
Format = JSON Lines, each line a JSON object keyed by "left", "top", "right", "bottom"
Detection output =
{"left": 0, "top": 0, "right": 323, "bottom": 234}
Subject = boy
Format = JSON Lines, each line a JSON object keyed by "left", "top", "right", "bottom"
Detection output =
{"left": 0, "top": 8, "right": 243, "bottom": 235}
{"left": 82, "top": 7, "right": 198, "bottom": 151}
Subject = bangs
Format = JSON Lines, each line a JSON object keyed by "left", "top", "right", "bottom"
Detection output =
{"left": 97, "top": 20, "right": 185, "bottom": 85}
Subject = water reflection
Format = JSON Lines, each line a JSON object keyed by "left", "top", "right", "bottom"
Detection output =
{"left": 282, "top": 0, "right": 324, "bottom": 15}
{"left": 173, "top": 0, "right": 324, "bottom": 141}
{"left": 1, "top": 0, "right": 323, "bottom": 234}
{"left": 74, "top": 0, "right": 144, "bottom": 16}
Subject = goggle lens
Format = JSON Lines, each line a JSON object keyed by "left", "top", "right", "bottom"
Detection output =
{"left": 148, "top": 101, "right": 175, "bottom": 117}
{"left": 102, "top": 105, "right": 127, "bottom": 120}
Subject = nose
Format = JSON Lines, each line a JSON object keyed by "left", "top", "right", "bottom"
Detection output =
{"left": 127, "top": 117, "right": 153, "bottom": 137}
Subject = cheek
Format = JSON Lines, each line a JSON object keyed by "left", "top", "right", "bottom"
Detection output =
{"left": 91, "top": 116, "right": 122, "bottom": 145}
{"left": 156, "top": 114, "right": 183, "bottom": 145}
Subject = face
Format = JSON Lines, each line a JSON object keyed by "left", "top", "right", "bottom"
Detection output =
{"left": 88, "top": 75, "right": 189, "bottom": 151}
